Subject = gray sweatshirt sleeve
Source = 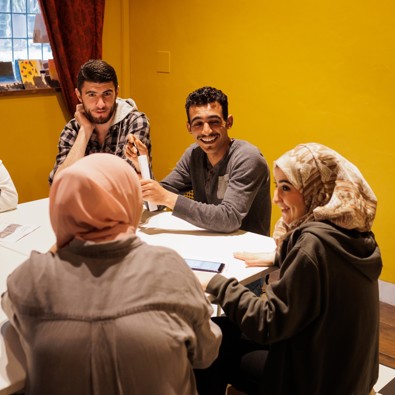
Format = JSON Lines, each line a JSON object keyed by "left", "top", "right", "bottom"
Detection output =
{"left": 160, "top": 148, "right": 194, "bottom": 195}
{"left": 190, "top": 306, "right": 223, "bottom": 369}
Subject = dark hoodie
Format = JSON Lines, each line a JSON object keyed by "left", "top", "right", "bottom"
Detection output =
{"left": 207, "top": 221, "right": 382, "bottom": 395}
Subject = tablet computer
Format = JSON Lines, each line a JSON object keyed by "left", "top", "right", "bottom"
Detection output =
{"left": 185, "top": 258, "right": 225, "bottom": 273}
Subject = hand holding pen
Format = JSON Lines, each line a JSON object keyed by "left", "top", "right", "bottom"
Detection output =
{"left": 124, "top": 135, "right": 160, "bottom": 210}
{"left": 124, "top": 135, "right": 149, "bottom": 172}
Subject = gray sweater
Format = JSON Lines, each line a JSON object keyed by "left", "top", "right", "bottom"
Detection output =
{"left": 160, "top": 139, "right": 271, "bottom": 235}
{"left": 2, "top": 236, "right": 222, "bottom": 395}
{"left": 207, "top": 221, "right": 382, "bottom": 394}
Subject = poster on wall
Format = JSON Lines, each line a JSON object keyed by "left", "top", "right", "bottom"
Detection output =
{"left": 0, "top": 61, "right": 24, "bottom": 91}
{"left": 17, "top": 59, "right": 48, "bottom": 89}
{"left": 43, "top": 59, "right": 61, "bottom": 88}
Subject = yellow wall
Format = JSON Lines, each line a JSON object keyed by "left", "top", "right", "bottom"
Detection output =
{"left": 129, "top": 0, "right": 395, "bottom": 282}
{"left": 0, "top": 92, "right": 68, "bottom": 203}
{"left": 0, "top": 0, "right": 393, "bottom": 283}
{"left": 102, "top": 0, "right": 131, "bottom": 98}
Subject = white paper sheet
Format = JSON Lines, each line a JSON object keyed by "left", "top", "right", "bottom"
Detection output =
{"left": 0, "top": 224, "right": 39, "bottom": 243}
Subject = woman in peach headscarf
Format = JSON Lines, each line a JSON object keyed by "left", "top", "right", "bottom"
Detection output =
{"left": 2, "top": 153, "right": 221, "bottom": 395}
{"left": 195, "top": 143, "right": 382, "bottom": 395}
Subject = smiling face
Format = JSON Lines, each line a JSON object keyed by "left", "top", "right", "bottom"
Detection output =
{"left": 186, "top": 102, "right": 233, "bottom": 165}
{"left": 273, "top": 166, "right": 306, "bottom": 226}
{"left": 76, "top": 81, "right": 118, "bottom": 125}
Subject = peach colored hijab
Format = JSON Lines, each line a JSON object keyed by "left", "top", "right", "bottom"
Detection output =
{"left": 50, "top": 153, "right": 142, "bottom": 248}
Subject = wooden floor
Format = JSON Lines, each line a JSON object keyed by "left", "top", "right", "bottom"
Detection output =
{"left": 379, "top": 302, "right": 395, "bottom": 369}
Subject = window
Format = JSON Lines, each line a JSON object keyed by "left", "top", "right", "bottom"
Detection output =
{"left": 0, "top": 0, "right": 53, "bottom": 63}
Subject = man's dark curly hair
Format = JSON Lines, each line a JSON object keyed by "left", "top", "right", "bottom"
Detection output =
{"left": 185, "top": 86, "right": 228, "bottom": 122}
{"left": 77, "top": 59, "right": 118, "bottom": 92}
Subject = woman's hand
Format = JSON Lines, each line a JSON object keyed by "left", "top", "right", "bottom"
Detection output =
{"left": 233, "top": 251, "right": 276, "bottom": 267}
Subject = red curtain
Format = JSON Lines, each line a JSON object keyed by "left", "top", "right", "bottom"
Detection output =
{"left": 38, "top": 0, "right": 105, "bottom": 117}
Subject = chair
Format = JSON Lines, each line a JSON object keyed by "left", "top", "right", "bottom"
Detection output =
{"left": 226, "top": 385, "right": 247, "bottom": 395}
{"left": 183, "top": 190, "right": 194, "bottom": 200}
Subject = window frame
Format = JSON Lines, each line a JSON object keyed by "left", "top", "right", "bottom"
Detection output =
{"left": 0, "top": 0, "right": 57, "bottom": 95}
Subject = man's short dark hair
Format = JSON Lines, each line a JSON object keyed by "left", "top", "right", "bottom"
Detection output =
{"left": 77, "top": 59, "right": 118, "bottom": 92}
{"left": 185, "top": 86, "right": 228, "bottom": 122}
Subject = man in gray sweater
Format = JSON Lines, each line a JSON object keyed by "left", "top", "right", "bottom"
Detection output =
{"left": 126, "top": 86, "right": 271, "bottom": 237}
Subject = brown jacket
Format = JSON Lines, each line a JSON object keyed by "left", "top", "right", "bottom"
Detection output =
{"left": 208, "top": 222, "right": 382, "bottom": 395}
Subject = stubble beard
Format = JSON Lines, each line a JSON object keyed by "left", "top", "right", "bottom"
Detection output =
{"left": 83, "top": 102, "right": 117, "bottom": 125}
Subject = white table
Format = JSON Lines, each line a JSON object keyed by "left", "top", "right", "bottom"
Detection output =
{"left": 0, "top": 249, "right": 29, "bottom": 394}
{"left": 138, "top": 210, "right": 276, "bottom": 285}
{"left": 0, "top": 199, "right": 276, "bottom": 394}
{"left": 0, "top": 199, "right": 56, "bottom": 257}
{"left": 0, "top": 199, "right": 55, "bottom": 395}
{"left": 1, "top": 199, "right": 276, "bottom": 286}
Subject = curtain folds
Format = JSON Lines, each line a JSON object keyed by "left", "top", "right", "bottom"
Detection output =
{"left": 38, "top": 0, "right": 105, "bottom": 117}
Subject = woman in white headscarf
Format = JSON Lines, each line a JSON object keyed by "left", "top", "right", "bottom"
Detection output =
{"left": 194, "top": 143, "right": 382, "bottom": 395}
{"left": 2, "top": 153, "right": 221, "bottom": 395}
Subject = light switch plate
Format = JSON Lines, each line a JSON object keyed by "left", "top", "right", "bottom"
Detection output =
{"left": 156, "top": 51, "right": 171, "bottom": 73}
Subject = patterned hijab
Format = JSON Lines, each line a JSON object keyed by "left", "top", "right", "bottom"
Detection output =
{"left": 50, "top": 153, "right": 142, "bottom": 248}
{"left": 272, "top": 143, "right": 377, "bottom": 246}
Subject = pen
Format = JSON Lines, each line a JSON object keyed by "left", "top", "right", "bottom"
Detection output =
{"left": 133, "top": 142, "right": 141, "bottom": 156}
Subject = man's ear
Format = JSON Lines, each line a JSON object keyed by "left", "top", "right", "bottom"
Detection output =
{"left": 75, "top": 88, "right": 82, "bottom": 103}
{"left": 186, "top": 121, "right": 192, "bottom": 133}
{"left": 226, "top": 115, "right": 234, "bottom": 129}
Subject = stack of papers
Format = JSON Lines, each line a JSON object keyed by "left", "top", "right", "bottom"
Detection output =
{"left": 0, "top": 224, "right": 39, "bottom": 243}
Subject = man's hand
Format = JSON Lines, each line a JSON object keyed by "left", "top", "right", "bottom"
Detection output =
{"left": 140, "top": 179, "right": 178, "bottom": 209}
{"left": 233, "top": 251, "right": 276, "bottom": 267}
{"left": 74, "top": 104, "right": 95, "bottom": 135}
{"left": 124, "top": 135, "right": 149, "bottom": 172}
{"left": 52, "top": 104, "right": 95, "bottom": 181}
